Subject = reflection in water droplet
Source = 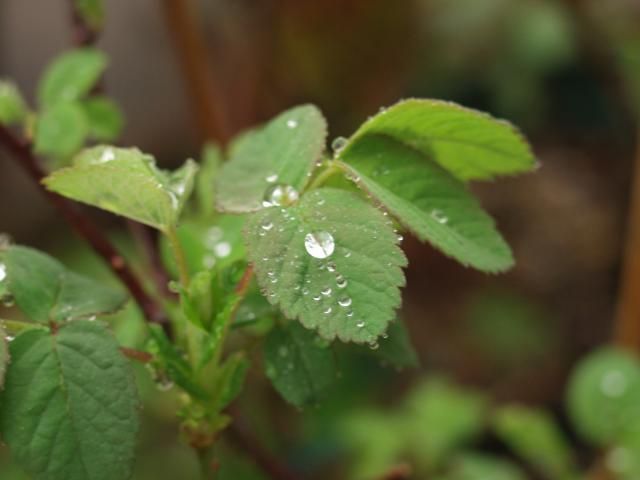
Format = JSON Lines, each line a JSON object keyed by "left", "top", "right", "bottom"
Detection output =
{"left": 321, "top": 287, "right": 332, "bottom": 296}
{"left": 338, "top": 297, "right": 352, "bottom": 308}
{"left": 286, "top": 119, "right": 298, "bottom": 129}
{"left": 356, "top": 321, "right": 365, "bottom": 328}
{"left": 304, "top": 231, "right": 335, "bottom": 259}
{"left": 336, "top": 275, "right": 348, "bottom": 289}
{"left": 262, "top": 184, "right": 299, "bottom": 207}
{"left": 601, "top": 370, "right": 627, "bottom": 397}
{"left": 261, "top": 221, "right": 273, "bottom": 231}
{"left": 397, "top": 234, "right": 404, "bottom": 243}
{"left": 312, "top": 294, "right": 321, "bottom": 301}
{"left": 431, "top": 209, "right": 449, "bottom": 224}
{"left": 327, "top": 262, "right": 336, "bottom": 273}
{"left": 0, "top": 263, "right": 6, "bottom": 283}
{"left": 214, "top": 241, "right": 231, "bottom": 258}
{"left": 265, "top": 173, "right": 279, "bottom": 183}
{"left": 331, "top": 136, "right": 347, "bottom": 154}
{"left": 97, "top": 147, "right": 115, "bottom": 164}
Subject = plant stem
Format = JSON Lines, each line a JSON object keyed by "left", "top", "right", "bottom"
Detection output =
{"left": 166, "top": 227, "right": 190, "bottom": 288}
{"left": 614, "top": 131, "right": 640, "bottom": 351}
{"left": 0, "top": 319, "right": 43, "bottom": 335}
{"left": 160, "top": 0, "right": 231, "bottom": 143}
{"left": 0, "top": 125, "right": 170, "bottom": 334}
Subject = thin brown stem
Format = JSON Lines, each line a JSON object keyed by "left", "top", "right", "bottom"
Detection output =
{"left": 0, "top": 125, "right": 170, "bottom": 333}
{"left": 119, "top": 347, "right": 153, "bottom": 363}
{"left": 69, "top": 2, "right": 99, "bottom": 47}
{"left": 614, "top": 132, "right": 640, "bottom": 351}
{"left": 160, "top": 0, "right": 232, "bottom": 143}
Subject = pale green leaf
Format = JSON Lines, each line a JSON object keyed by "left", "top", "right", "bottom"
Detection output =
{"left": 82, "top": 96, "right": 124, "bottom": 141}
{"left": 38, "top": 48, "right": 107, "bottom": 108}
{"left": 566, "top": 347, "right": 640, "bottom": 446}
{"left": 0, "top": 321, "right": 139, "bottom": 480}
{"left": 216, "top": 104, "right": 327, "bottom": 213}
{"left": 0, "top": 80, "right": 28, "bottom": 126}
{"left": 0, "top": 245, "right": 127, "bottom": 323}
{"left": 245, "top": 188, "right": 406, "bottom": 343}
{"left": 339, "top": 99, "right": 536, "bottom": 181}
{"left": 34, "top": 102, "right": 88, "bottom": 159}
{"left": 493, "top": 405, "right": 578, "bottom": 480}
{"left": 448, "top": 453, "right": 527, "bottom": 480}
{"left": 337, "top": 134, "right": 513, "bottom": 272}
{"left": 74, "top": 0, "right": 104, "bottom": 31}
{"left": 264, "top": 321, "right": 336, "bottom": 407}
{"left": 43, "top": 146, "right": 198, "bottom": 231}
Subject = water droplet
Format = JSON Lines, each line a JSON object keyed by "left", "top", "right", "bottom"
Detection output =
{"left": 356, "top": 320, "right": 365, "bottom": 328}
{"left": 214, "top": 241, "right": 231, "bottom": 258}
{"left": 431, "top": 209, "right": 449, "bottom": 224}
{"left": 302, "top": 288, "right": 309, "bottom": 295}
{"left": 261, "top": 221, "right": 273, "bottom": 231}
{"left": 332, "top": 136, "right": 347, "bottom": 154}
{"left": 317, "top": 198, "right": 325, "bottom": 206}
{"left": 338, "top": 296, "right": 352, "bottom": 308}
{"left": 304, "top": 231, "right": 335, "bottom": 259}
{"left": 286, "top": 119, "right": 298, "bottom": 129}
{"left": 346, "top": 310, "right": 354, "bottom": 318}
{"left": 0, "top": 263, "right": 6, "bottom": 283}
{"left": 270, "top": 277, "right": 278, "bottom": 284}
{"left": 98, "top": 147, "right": 115, "bottom": 163}
{"left": 601, "top": 370, "right": 627, "bottom": 397}
{"left": 344, "top": 251, "right": 352, "bottom": 258}
{"left": 327, "top": 262, "right": 336, "bottom": 273}
{"left": 87, "top": 315, "right": 97, "bottom": 322}
{"left": 312, "top": 294, "right": 321, "bottom": 301}
{"left": 323, "top": 307, "right": 332, "bottom": 315}
{"left": 321, "top": 287, "right": 332, "bottom": 296}
{"left": 336, "top": 275, "right": 348, "bottom": 289}
{"left": 262, "top": 184, "right": 299, "bottom": 207}
{"left": 265, "top": 173, "right": 279, "bottom": 183}
{"left": 369, "top": 342, "right": 379, "bottom": 350}
{"left": 397, "top": 234, "right": 404, "bottom": 242}
{"left": 156, "top": 379, "right": 174, "bottom": 392}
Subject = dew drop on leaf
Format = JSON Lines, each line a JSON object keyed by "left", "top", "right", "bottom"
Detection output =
{"left": 338, "top": 296, "right": 352, "bottom": 308}
{"left": 431, "top": 209, "right": 449, "bottom": 224}
{"left": 356, "top": 320, "right": 365, "bottom": 328}
{"left": 323, "top": 307, "right": 332, "bottom": 315}
{"left": 0, "top": 263, "right": 6, "bottom": 283}
{"left": 304, "top": 231, "right": 335, "bottom": 259}
{"left": 331, "top": 136, "right": 347, "bottom": 154}
{"left": 214, "top": 241, "right": 231, "bottom": 258}
{"left": 262, "top": 184, "right": 299, "bottom": 207}
{"left": 336, "top": 275, "right": 348, "bottom": 289}
{"left": 261, "top": 221, "right": 273, "bottom": 231}
{"left": 286, "top": 119, "right": 298, "bottom": 129}
{"left": 265, "top": 173, "right": 279, "bottom": 183}
{"left": 321, "top": 286, "right": 332, "bottom": 296}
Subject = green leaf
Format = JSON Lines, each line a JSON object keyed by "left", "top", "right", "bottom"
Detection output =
{"left": 339, "top": 99, "right": 536, "bottom": 181}
{"left": 0, "top": 80, "right": 28, "bottom": 126}
{"left": 404, "top": 377, "right": 487, "bottom": 470}
{"left": 216, "top": 104, "right": 327, "bottom": 213}
{"left": 43, "top": 146, "right": 198, "bottom": 232}
{"left": 566, "top": 347, "right": 640, "bottom": 446}
{"left": 196, "top": 143, "right": 222, "bottom": 217}
{"left": 1, "top": 245, "right": 127, "bottom": 323}
{"left": 0, "top": 324, "right": 8, "bottom": 389}
{"left": 337, "top": 134, "right": 513, "bottom": 272}
{"left": 34, "top": 102, "right": 88, "bottom": 159}
{"left": 212, "top": 352, "right": 249, "bottom": 410}
{"left": 0, "top": 321, "right": 139, "bottom": 480}
{"left": 373, "top": 318, "right": 419, "bottom": 369}
{"left": 74, "top": 0, "right": 104, "bottom": 31}
{"left": 245, "top": 188, "right": 406, "bottom": 343}
{"left": 493, "top": 405, "right": 578, "bottom": 480}
{"left": 264, "top": 321, "right": 336, "bottom": 407}
{"left": 82, "top": 96, "right": 124, "bottom": 141}
{"left": 38, "top": 48, "right": 107, "bottom": 108}
{"left": 447, "top": 453, "right": 527, "bottom": 480}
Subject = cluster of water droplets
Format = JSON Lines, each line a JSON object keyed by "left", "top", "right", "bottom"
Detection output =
{"left": 202, "top": 226, "right": 232, "bottom": 269}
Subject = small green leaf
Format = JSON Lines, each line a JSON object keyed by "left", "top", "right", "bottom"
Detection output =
{"left": 216, "top": 104, "right": 327, "bottom": 213}
{"left": 34, "top": 102, "right": 88, "bottom": 159}
{"left": 82, "top": 96, "right": 124, "bottom": 141}
{"left": 337, "top": 135, "right": 513, "bottom": 272}
{"left": 74, "top": 0, "right": 104, "bottom": 31}
{"left": 0, "top": 80, "right": 28, "bottom": 126}
{"left": 373, "top": 319, "right": 419, "bottom": 369}
{"left": 264, "top": 321, "right": 336, "bottom": 407}
{"left": 213, "top": 352, "right": 249, "bottom": 410}
{"left": 43, "top": 145, "right": 198, "bottom": 231}
{"left": 38, "top": 48, "right": 107, "bottom": 108}
{"left": 339, "top": 99, "right": 536, "bottom": 181}
{"left": 196, "top": 143, "right": 222, "bottom": 217}
{"left": 566, "top": 347, "right": 640, "bottom": 446}
{"left": 448, "top": 453, "right": 527, "bottom": 480}
{"left": 0, "top": 324, "right": 8, "bottom": 389}
{"left": 1, "top": 245, "right": 127, "bottom": 323}
{"left": 404, "top": 378, "right": 487, "bottom": 470}
{"left": 245, "top": 188, "right": 406, "bottom": 343}
{"left": 0, "top": 321, "right": 139, "bottom": 480}
{"left": 493, "top": 405, "right": 578, "bottom": 480}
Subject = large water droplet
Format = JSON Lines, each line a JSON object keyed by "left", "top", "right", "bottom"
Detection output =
{"left": 263, "top": 184, "right": 299, "bottom": 207}
{"left": 338, "top": 296, "right": 352, "bottom": 308}
{"left": 304, "top": 231, "right": 335, "bottom": 259}
{"left": 431, "top": 209, "right": 449, "bottom": 224}
{"left": 332, "top": 136, "right": 347, "bottom": 154}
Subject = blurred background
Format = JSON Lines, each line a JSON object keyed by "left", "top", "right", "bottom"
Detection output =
{"left": 1, "top": 0, "right": 640, "bottom": 479}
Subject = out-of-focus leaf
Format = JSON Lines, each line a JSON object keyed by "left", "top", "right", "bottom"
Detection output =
{"left": 566, "top": 347, "right": 640, "bottom": 446}
{"left": 34, "top": 102, "right": 88, "bottom": 159}
{"left": 43, "top": 145, "right": 198, "bottom": 232}
{"left": 216, "top": 105, "right": 327, "bottom": 213}
{"left": 82, "top": 96, "right": 124, "bottom": 141}
{"left": 0, "top": 80, "right": 28, "bottom": 126}
{"left": 372, "top": 319, "right": 419, "bottom": 369}
{"left": 264, "top": 321, "right": 336, "bottom": 407}
{"left": 74, "top": 0, "right": 104, "bottom": 31}
{"left": 446, "top": 453, "right": 528, "bottom": 480}
{"left": 1, "top": 245, "right": 127, "bottom": 323}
